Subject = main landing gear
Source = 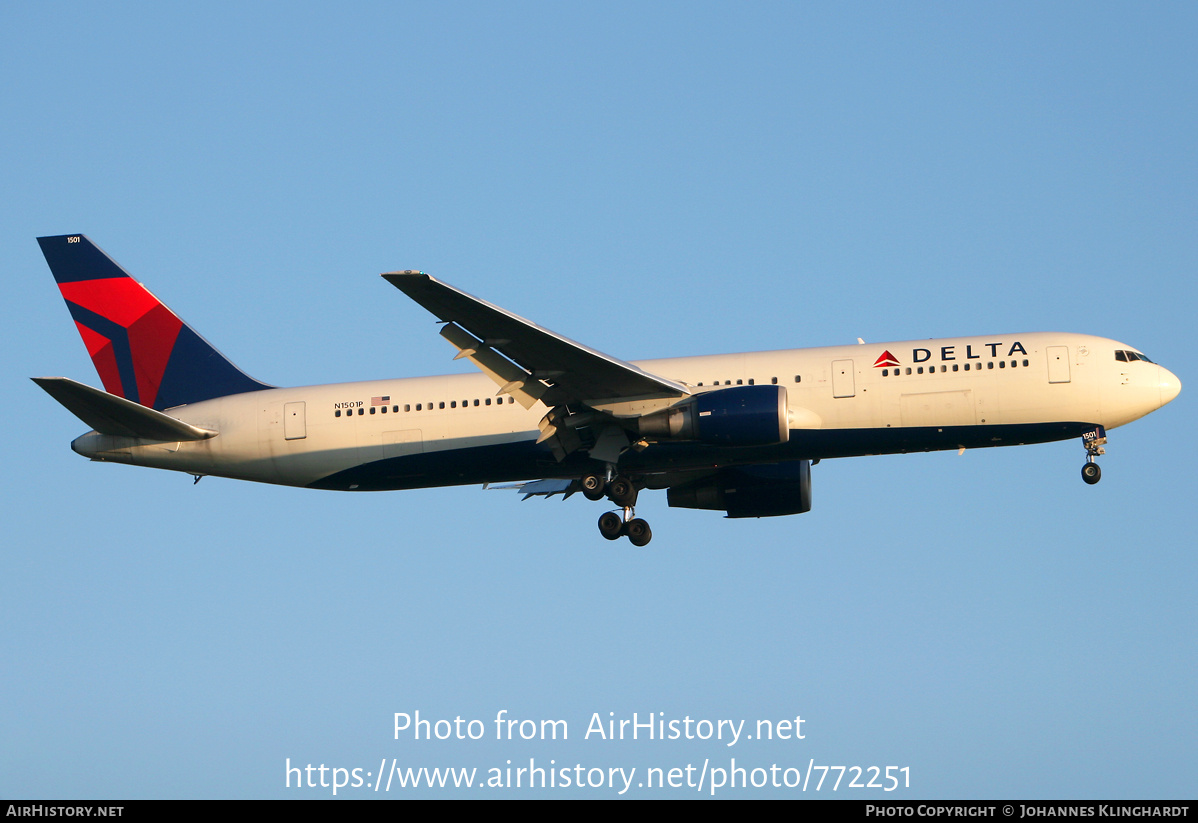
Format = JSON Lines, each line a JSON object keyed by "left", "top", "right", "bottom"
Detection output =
{"left": 581, "top": 473, "right": 636, "bottom": 506}
{"left": 1080, "top": 426, "right": 1107, "bottom": 485}
{"left": 584, "top": 471, "right": 652, "bottom": 546}
{"left": 598, "top": 509, "right": 653, "bottom": 546}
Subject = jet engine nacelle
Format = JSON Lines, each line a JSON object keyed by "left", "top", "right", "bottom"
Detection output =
{"left": 667, "top": 460, "right": 812, "bottom": 518}
{"left": 637, "top": 385, "right": 789, "bottom": 447}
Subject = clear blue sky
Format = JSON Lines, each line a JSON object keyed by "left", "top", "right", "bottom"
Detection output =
{"left": 2, "top": 2, "right": 1194, "bottom": 798}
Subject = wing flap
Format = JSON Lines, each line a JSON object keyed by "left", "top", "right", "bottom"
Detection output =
{"left": 439, "top": 321, "right": 548, "bottom": 409}
{"left": 32, "top": 377, "right": 218, "bottom": 441}
{"left": 484, "top": 478, "right": 577, "bottom": 500}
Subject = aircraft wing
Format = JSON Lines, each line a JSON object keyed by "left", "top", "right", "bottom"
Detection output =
{"left": 382, "top": 272, "right": 690, "bottom": 409}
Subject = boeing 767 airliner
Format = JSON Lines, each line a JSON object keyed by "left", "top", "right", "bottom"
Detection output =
{"left": 34, "top": 235, "right": 1181, "bottom": 545}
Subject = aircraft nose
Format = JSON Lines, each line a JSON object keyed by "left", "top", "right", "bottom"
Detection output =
{"left": 1158, "top": 365, "right": 1181, "bottom": 408}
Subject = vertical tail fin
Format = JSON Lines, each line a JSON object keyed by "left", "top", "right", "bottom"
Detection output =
{"left": 37, "top": 234, "right": 272, "bottom": 410}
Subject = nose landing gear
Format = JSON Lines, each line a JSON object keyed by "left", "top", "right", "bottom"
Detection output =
{"left": 1081, "top": 425, "right": 1106, "bottom": 485}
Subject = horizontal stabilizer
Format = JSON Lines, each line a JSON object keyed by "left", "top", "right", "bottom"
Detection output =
{"left": 32, "top": 377, "right": 218, "bottom": 441}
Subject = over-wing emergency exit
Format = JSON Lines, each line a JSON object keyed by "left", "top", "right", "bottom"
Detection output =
{"left": 34, "top": 235, "right": 1181, "bottom": 545}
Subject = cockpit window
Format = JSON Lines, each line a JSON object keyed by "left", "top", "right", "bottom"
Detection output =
{"left": 1115, "top": 350, "right": 1155, "bottom": 364}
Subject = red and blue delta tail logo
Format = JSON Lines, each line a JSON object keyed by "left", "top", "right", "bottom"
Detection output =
{"left": 38, "top": 235, "right": 271, "bottom": 410}
{"left": 873, "top": 350, "right": 900, "bottom": 368}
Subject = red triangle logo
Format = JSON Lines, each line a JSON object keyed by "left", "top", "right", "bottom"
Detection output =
{"left": 874, "top": 350, "right": 900, "bottom": 368}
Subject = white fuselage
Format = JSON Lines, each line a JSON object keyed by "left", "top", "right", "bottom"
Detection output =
{"left": 73, "top": 332, "right": 1179, "bottom": 491}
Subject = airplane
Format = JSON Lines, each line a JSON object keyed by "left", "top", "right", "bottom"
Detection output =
{"left": 34, "top": 234, "right": 1181, "bottom": 546}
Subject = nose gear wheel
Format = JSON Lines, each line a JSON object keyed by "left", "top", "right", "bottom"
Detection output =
{"left": 1080, "top": 426, "right": 1106, "bottom": 485}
